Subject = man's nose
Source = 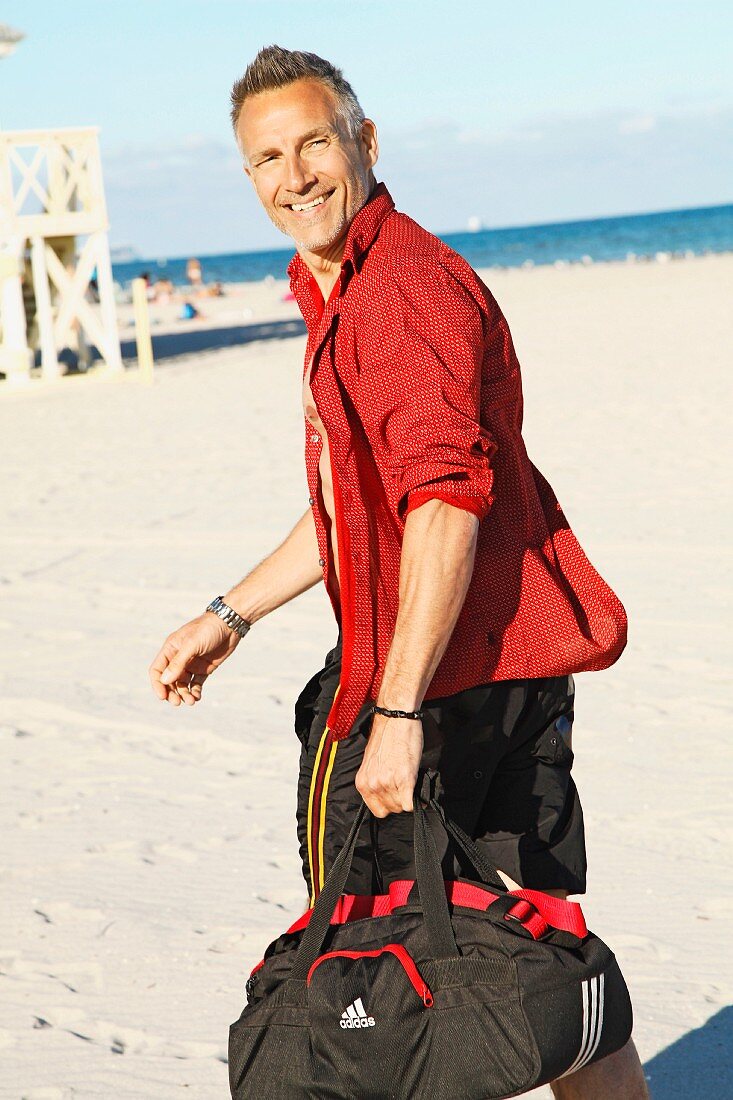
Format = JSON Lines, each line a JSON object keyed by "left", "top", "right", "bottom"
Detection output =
{"left": 283, "top": 154, "right": 316, "bottom": 193}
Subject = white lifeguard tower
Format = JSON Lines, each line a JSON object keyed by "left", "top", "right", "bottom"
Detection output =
{"left": 0, "top": 25, "right": 122, "bottom": 386}
{"left": 0, "top": 125, "right": 123, "bottom": 384}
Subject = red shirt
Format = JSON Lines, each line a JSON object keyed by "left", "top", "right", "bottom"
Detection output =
{"left": 288, "top": 184, "right": 627, "bottom": 741}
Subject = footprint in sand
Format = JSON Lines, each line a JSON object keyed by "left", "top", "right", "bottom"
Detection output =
{"left": 29, "top": 1006, "right": 226, "bottom": 1061}
{"left": 22, "top": 1089, "right": 73, "bottom": 1100}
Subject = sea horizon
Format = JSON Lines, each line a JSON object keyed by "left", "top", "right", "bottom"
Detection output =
{"left": 112, "top": 200, "right": 733, "bottom": 288}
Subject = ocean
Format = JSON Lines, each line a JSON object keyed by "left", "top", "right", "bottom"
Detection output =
{"left": 112, "top": 202, "right": 733, "bottom": 289}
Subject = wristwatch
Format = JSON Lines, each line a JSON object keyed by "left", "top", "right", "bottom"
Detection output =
{"left": 205, "top": 595, "right": 252, "bottom": 638}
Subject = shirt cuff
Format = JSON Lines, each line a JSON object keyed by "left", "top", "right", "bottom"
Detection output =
{"left": 403, "top": 487, "right": 490, "bottom": 520}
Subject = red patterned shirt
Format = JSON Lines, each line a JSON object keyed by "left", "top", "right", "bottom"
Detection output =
{"left": 288, "top": 183, "right": 627, "bottom": 741}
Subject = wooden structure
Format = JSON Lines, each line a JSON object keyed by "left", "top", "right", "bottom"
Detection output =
{"left": 0, "top": 126, "right": 122, "bottom": 384}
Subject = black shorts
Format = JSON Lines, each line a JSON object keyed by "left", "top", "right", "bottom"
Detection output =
{"left": 295, "top": 636, "right": 586, "bottom": 903}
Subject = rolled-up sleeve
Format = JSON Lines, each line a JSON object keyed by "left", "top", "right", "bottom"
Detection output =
{"left": 365, "top": 261, "right": 497, "bottom": 522}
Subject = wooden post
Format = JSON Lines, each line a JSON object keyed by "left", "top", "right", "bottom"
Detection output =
{"left": 30, "top": 235, "right": 60, "bottom": 380}
{"left": 0, "top": 236, "right": 33, "bottom": 387}
{"left": 92, "top": 231, "right": 122, "bottom": 372}
{"left": 131, "top": 277, "right": 154, "bottom": 383}
{"left": 1, "top": 128, "right": 123, "bottom": 382}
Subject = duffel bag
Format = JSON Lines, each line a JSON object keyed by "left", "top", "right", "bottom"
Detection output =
{"left": 229, "top": 771, "right": 633, "bottom": 1098}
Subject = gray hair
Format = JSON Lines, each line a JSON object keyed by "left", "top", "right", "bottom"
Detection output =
{"left": 230, "top": 45, "right": 365, "bottom": 148}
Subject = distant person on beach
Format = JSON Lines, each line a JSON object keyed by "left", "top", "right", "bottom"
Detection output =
{"left": 186, "top": 257, "right": 203, "bottom": 289}
{"left": 153, "top": 277, "right": 175, "bottom": 304}
{"left": 149, "top": 47, "right": 648, "bottom": 1098}
{"left": 179, "top": 300, "right": 200, "bottom": 320}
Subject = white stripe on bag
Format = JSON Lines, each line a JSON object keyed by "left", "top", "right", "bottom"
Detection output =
{"left": 576, "top": 972, "right": 605, "bottom": 1071}
{"left": 559, "top": 977, "right": 597, "bottom": 1079}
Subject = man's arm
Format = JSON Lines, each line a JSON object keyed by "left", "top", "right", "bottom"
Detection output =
{"left": 149, "top": 508, "right": 323, "bottom": 706}
{"left": 223, "top": 506, "right": 323, "bottom": 624}
{"left": 355, "top": 497, "right": 479, "bottom": 815}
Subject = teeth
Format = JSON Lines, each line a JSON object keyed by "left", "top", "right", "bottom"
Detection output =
{"left": 291, "top": 194, "right": 327, "bottom": 212}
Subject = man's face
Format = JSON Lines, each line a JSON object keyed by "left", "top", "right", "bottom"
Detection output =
{"left": 237, "top": 79, "right": 378, "bottom": 257}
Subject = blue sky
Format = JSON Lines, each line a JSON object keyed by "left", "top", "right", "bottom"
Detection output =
{"left": 2, "top": 0, "right": 731, "bottom": 256}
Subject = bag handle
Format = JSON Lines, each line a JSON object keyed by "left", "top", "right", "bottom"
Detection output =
{"left": 291, "top": 775, "right": 459, "bottom": 980}
{"left": 290, "top": 800, "right": 369, "bottom": 980}
{"left": 426, "top": 795, "right": 509, "bottom": 895}
{"left": 411, "top": 790, "right": 460, "bottom": 958}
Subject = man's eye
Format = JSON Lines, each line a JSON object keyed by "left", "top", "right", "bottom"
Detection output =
{"left": 310, "top": 139, "right": 327, "bottom": 148}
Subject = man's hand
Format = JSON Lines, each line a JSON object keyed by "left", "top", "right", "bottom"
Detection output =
{"left": 355, "top": 715, "right": 424, "bottom": 817}
{"left": 148, "top": 613, "right": 241, "bottom": 707}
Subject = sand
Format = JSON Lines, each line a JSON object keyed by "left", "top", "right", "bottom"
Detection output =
{"left": 1, "top": 253, "right": 731, "bottom": 1098}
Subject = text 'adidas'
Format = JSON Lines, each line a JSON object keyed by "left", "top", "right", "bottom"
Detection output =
{"left": 340, "top": 997, "right": 376, "bottom": 1029}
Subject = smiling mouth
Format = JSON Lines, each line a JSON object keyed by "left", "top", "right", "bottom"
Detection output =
{"left": 284, "top": 190, "right": 335, "bottom": 214}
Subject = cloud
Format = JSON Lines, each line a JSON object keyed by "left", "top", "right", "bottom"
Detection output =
{"left": 378, "top": 104, "right": 733, "bottom": 232}
{"left": 618, "top": 114, "right": 657, "bottom": 135}
{"left": 102, "top": 134, "right": 280, "bottom": 255}
{"left": 101, "top": 104, "right": 733, "bottom": 255}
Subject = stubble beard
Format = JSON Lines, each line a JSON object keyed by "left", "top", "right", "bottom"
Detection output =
{"left": 266, "top": 174, "right": 369, "bottom": 253}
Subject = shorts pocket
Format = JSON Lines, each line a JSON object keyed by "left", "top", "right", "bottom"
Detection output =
{"left": 293, "top": 668, "right": 325, "bottom": 748}
{"left": 533, "top": 713, "right": 574, "bottom": 769}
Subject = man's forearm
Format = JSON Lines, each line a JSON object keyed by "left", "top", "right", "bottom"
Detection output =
{"left": 224, "top": 508, "right": 323, "bottom": 624}
{"left": 377, "top": 499, "right": 479, "bottom": 710}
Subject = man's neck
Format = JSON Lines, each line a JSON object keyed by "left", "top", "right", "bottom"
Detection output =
{"left": 296, "top": 177, "right": 376, "bottom": 301}
{"left": 299, "top": 241, "right": 344, "bottom": 302}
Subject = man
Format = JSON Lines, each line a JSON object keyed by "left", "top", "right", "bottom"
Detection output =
{"left": 149, "top": 46, "right": 648, "bottom": 1098}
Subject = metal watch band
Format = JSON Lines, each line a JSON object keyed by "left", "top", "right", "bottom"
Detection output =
{"left": 206, "top": 596, "right": 251, "bottom": 639}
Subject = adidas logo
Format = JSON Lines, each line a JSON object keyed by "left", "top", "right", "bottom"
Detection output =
{"left": 339, "top": 997, "right": 376, "bottom": 1029}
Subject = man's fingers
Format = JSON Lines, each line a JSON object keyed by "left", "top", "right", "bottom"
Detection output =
{"left": 182, "top": 672, "right": 206, "bottom": 704}
{"left": 166, "top": 670, "right": 206, "bottom": 707}
{"left": 160, "top": 650, "right": 193, "bottom": 685}
{"left": 148, "top": 646, "right": 173, "bottom": 699}
{"left": 150, "top": 677, "right": 168, "bottom": 701}
{"left": 356, "top": 772, "right": 412, "bottom": 817}
{"left": 149, "top": 624, "right": 216, "bottom": 706}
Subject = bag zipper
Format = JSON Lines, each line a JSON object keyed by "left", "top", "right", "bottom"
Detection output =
{"left": 307, "top": 943, "right": 433, "bottom": 1007}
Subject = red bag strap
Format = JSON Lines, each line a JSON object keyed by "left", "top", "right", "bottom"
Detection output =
{"left": 279, "top": 880, "right": 586, "bottom": 941}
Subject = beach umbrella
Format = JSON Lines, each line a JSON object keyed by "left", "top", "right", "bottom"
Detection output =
{"left": 0, "top": 23, "right": 24, "bottom": 60}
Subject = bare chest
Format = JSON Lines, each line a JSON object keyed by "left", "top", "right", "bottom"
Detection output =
{"left": 302, "top": 360, "right": 328, "bottom": 440}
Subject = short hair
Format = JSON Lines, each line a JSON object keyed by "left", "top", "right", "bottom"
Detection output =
{"left": 230, "top": 45, "right": 365, "bottom": 145}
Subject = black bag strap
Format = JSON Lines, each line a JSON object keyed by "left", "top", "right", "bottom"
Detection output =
{"left": 412, "top": 792, "right": 460, "bottom": 958}
{"left": 290, "top": 800, "right": 369, "bottom": 981}
{"left": 291, "top": 776, "right": 460, "bottom": 980}
{"left": 427, "top": 796, "right": 509, "bottom": 895}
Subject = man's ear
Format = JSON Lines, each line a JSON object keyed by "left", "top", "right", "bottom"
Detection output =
{"left": 361, "top": 119, "right": 379, "bottom": 171}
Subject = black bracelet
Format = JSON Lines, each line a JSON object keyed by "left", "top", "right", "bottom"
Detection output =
{"left": 370, "top": 704, "right": 425, "bottom": 721}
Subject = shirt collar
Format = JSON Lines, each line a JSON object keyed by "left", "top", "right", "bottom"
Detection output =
{"left": 287, "top": 181, "right": 395, "bottom": 289}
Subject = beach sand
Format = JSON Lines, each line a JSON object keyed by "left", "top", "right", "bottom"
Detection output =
{"left": 1, "top": 253, "right": 731, "bottom": 1098}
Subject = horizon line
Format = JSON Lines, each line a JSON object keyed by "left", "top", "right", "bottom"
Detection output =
{"left": 112, "top": 197, "right": 733, "bottom": 264}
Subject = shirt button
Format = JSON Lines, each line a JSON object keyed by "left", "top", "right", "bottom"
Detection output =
{"left": 318, "top": 557, "right": 325, "bottom": 567}
{"left": 308, "top": 496, "right": 315, "bottom": 505}
{"left": 311, "top": 433, "right": 320, "bottom": 443}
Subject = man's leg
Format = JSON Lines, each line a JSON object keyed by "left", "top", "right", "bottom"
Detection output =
{"left": 493, "top": 874, "right": 648, "bottom": 1096}
{"left": 294, "top": 635, "right": 388, "bottom": 902}
{"left": 494, "top": 867, "right": 648, "bottom": 1095}
{"left": 432, "top": 676, "right": 646, "bottom": 1097}
{"left": 550, "top": 1037, "right": 649, "bottom": 1099}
